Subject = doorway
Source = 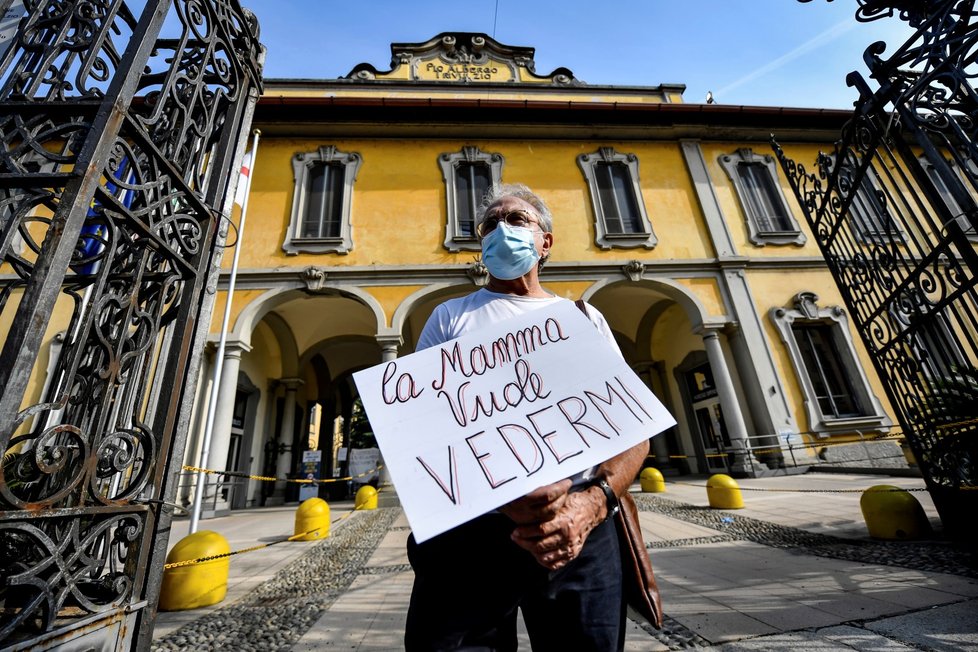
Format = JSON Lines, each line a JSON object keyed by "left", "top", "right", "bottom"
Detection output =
{"left": 685, "top": 363, "right": 732, "bottom": 473}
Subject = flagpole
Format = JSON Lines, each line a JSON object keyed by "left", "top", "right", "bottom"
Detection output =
{"left": 189, "top": 129, "right": 261, "bottom": 533}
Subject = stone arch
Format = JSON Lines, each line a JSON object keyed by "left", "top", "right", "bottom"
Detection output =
{"left": 390, "top": 282, "right": 476, "bottom": 334}
{"left": 581, "top": 277, "right": 717, "bottom": 331}
{"left": 390, "top": 281, "right": 479, "bottom": 350}
{"left": 635, "top": 302, "right": 675, "bottom": 362}
{"left": 260, "top": 311, "right": 299, "bottom": 378}
{"left": 297, "top": 334, "right": 382, "bottom": 375}
{"left": 231, "top": 284, "right": 387, "bottom": 346}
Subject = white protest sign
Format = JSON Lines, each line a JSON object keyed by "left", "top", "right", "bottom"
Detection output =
{"left": 353, "top": 300, "right": 676, "bottom": 542}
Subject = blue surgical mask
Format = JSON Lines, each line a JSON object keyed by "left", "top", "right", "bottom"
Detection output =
{"left": 481, "top": 222, "right": 540, "bottom": 280}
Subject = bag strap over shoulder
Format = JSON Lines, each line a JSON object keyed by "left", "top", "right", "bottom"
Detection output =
{"left": 575, "top": 297, "right": 663, "bottom": 629}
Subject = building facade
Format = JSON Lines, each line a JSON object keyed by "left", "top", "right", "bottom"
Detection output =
{"left": 18, "top": 33, "right": 920, "bottom": 512}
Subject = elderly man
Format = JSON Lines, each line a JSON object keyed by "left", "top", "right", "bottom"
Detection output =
{"left": 405, "top": 183, "right": 649, "bottom": 652}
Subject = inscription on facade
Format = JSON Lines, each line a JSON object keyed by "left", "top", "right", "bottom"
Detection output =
{"left": 417, "top": 60, "right": 513, "bottom": 82}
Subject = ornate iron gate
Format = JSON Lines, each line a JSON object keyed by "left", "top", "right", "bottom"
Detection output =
{"left": 0, "top": 1, "right": 263, "bottom": 648}
{"left": 774, "top": 0, "right": 978, "bottom": 538}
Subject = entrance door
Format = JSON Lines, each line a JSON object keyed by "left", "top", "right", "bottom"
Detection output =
{"left": 223, "top": 389, "right": 248, "bottom": 502}
{"left": 684, "top": 364, "right": 732, "bottom": 473}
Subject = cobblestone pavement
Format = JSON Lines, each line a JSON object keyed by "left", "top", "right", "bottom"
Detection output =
{"left": 153, "top": 490, "right": 977, "bottom": 651}
{"left": 152, "top": 508, "right": 399, "bottom": 652}
{"left": 637, "top": 494, "right": 978, "bottom": 579}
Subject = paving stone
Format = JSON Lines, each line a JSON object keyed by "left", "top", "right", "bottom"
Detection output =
{"left": 816, "top": 625, "right": 917, "bottom": 650}
{"left": 865, "top": 599, "right": 978, "bottom": 651}
{"left": 153, "top": 476, "right": 978, "bottom": 651}
{"left": 672, "top": 610, "right": 778, "bottom": 643}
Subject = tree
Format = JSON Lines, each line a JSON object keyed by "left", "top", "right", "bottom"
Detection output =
{"left": 347, "top": 397, "right": 377, "bottom": 449}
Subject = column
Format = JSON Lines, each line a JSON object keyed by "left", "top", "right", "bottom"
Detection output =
{"left": 681, "top": 140, "right": 797, "bottom": 441}
{"left": 377, "top": 333, "right": 402, "bottom": 362}
{"left": 205, "top": 339, "right": 251, "bottom": 514}
{"left": 270, "top": 377, "right": 304, "bottom": 503}
{"left": 699, "top": 328, "right": 751, "bottom": 474}
{"left": 633, "top": 362, "right": 671, "bottom": 468}
{"left": 374, "top": 333, "right": 403, "bottom": 498}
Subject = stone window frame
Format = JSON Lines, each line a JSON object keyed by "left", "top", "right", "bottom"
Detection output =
{"left": 283, "top": 145, "right": 362, "bottom": 255}
{"left": 577, "top": 147, "right": 657, "bottom": 250}
{"left": 888, "top": 286, "right": 969, "bottom": 382}
{"left": 770, "top": 291, "right": 890, "bottom": 436}
{"left": 438, "top": 146, "right": 504, "bottom": 252}
{"left": 831, "top": 153, "right": 904, "bottom": 244}
{"left": 719, "top": 148, "right": 806, "bottom": 246}
{"left": 918, "top": 155, "right": 978, "bottom": 243}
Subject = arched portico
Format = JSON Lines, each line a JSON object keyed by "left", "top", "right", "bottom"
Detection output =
{"left": 584, "top": 277, "right": 755, "bottom": 476}
{"left": 194, "top": 284, "right": 390, "bottom": 510}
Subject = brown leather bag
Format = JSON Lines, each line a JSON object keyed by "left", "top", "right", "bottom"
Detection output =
{"left": 573, "top": 299, "right": 663, "bottom": 628}
{"left": 615, "top": 491, "right": 663, "bottom": 629}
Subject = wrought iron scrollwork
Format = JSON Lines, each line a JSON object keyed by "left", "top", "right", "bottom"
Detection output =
{"left": 0, "top": 0, "right": 262, "bottom": 646}
{"left": 777, "top": 0, "right": 978, "bottom": 537}
{"left": 0, "top": 512, "right": 144, "bottom": 640}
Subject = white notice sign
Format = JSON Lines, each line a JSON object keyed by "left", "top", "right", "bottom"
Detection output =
{"left": 353, "top": 300, "right": 676, "bottom": 542}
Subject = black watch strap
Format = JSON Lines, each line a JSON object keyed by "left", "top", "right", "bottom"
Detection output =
{"left": 594, "top": 478, "right": 620, "bottom": 521}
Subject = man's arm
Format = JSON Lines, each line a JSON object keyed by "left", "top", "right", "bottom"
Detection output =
{"left": 509, "top": 439, "right": 650, "bottom": 570}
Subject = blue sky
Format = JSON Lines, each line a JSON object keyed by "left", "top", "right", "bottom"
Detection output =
{"left": 243, "top": 1, "right": 916, "bottom": 109}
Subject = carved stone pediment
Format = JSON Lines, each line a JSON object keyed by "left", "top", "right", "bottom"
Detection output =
{"left": 344, "top": 32, "right": 582, "bottom": 86}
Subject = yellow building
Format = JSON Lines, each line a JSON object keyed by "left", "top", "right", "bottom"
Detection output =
{"left": 178, "top": 33, "right": 910, "bottom": 511}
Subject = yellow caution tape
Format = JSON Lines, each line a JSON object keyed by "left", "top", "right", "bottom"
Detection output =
{"left": 181, "top": 464, "right": 384, "bottom": 485}
{"left": 162, "top": 490, "right": 383, "bottom": 569}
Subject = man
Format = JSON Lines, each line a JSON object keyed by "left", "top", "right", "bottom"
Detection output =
{"left": 405, "top": 184, "right": 649, "bottom": 652}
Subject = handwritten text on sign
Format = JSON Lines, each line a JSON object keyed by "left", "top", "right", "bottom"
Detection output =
{"left": 353, "top": 301, "right": 675, "bottom": 542}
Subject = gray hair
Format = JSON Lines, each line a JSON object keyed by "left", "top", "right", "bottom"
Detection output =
{"left": 477, "top": 183, "right": 554, "bottom": 233}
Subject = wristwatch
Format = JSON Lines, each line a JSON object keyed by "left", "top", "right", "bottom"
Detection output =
{"left": 592, "top": 477, "right": 620, "bottom": 521}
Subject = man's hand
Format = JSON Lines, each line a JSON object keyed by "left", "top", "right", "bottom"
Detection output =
{"left": 504, "top": 440, "right": 650, "bottom": 571}
{"left": 499, "top": 479, "right": 572, "bottom": 525}
{"left": 509, "top": 488, "right": 605, "bottom": 571}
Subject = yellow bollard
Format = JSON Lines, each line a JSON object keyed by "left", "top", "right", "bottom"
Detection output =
{"left": 640, "top": 467, "right": 666, "bottom": 493}
{"left": 158, "top": 530, "right": 230, "bottom": 611}
{"left": 294, "top": 497, "right": 330, "bottom": 541}
{"left": 860, "top": 485, "right": 931, "bottom": 540}
{"left": 706, "top": 474, "right": 744, "bottom": 509}
{"left": 355, "top": 485, "right": 378, "bottom": 510}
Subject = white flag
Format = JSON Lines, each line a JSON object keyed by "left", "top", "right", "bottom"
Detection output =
{"left": 233, "top": 152, "right": 252, "bottom": 206}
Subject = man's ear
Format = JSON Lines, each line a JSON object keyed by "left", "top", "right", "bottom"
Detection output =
{"left": 540, "top": 232, "right": 553, "bottom": 258}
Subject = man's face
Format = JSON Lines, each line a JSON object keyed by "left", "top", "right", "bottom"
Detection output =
{"left": 480, "top": 197, "right": 553, "bottom": 262}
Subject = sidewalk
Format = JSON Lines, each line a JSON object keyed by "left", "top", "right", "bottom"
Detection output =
{"left": 152, "top": 474, "right": 978, "bottom": 651}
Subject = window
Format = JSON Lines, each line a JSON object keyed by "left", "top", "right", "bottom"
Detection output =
{"left": 912, "top": 314, "right": 968, "bottom": 380}
{"left": 836, "top": 155, "right": 901, "bottom": 241}
{"left": 284, "top": 146, "right": 362, "bottom": 255}
{"left": 791, "top": 322, "right": 862, "bottom": 418}
{"left": 891, "top": 289, "right": 968, "bottom": 381}
{"left": 578, "top": 147, "right": 656, "bottom": 250}
{"left": 439, "top": 146, "right": 503, "bottom": 252}
{"left": 719, "top": 148, "right": 805, "bottom": 246}
{"left": 771, "top": 291, "right": 890, "bottom": 434}
{"left": 919, "top": 156, "right": 978, "bottom": 241}
{"left": 851, "top": 172, "right": 900, "bottom": 239}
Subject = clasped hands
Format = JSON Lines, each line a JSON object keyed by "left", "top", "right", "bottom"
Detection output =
{"left": 500, "top": 478, "right": 606, "bottom": 571}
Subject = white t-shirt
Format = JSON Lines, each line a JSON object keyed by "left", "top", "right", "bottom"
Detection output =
{"left": 417, "top": 288, "right": 621, "bottom": 355}
{"left": 416, "top": 288, "right": 623, "bottom": 487}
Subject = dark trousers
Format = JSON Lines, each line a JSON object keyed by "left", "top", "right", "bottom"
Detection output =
{"left": 405, "top": 513, "right": 624, "bottom": 652}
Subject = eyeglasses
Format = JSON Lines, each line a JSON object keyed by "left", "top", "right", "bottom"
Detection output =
{"left": 476, "top": 209, "right": 543, "bottom": 238}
